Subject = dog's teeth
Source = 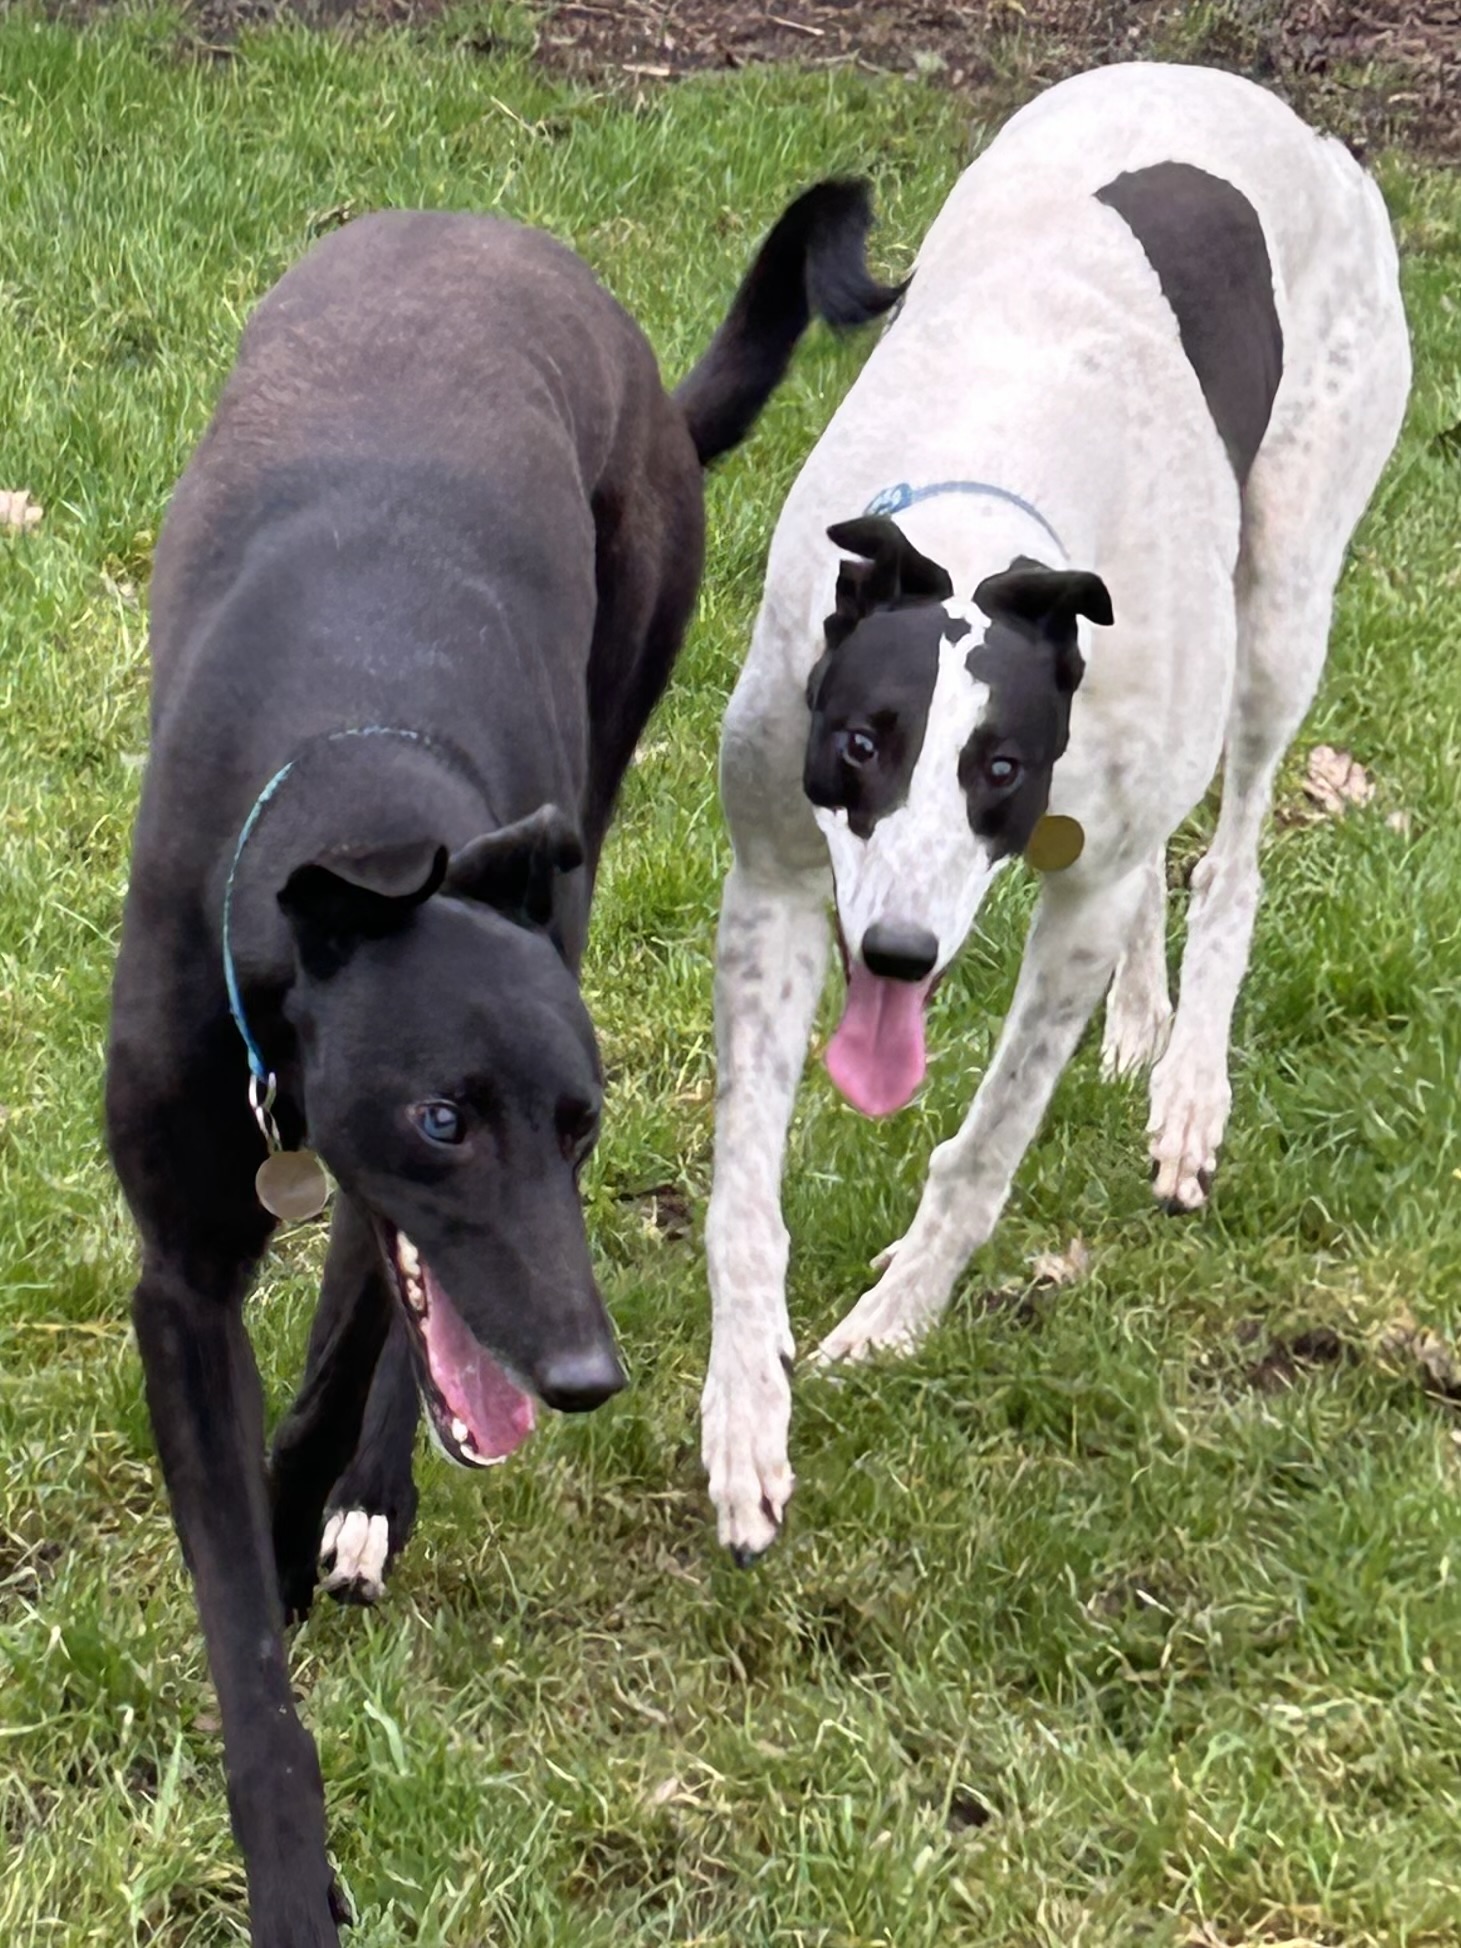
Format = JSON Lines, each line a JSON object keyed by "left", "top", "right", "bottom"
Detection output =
{"left": 397, "top": 1235, "right": 421, "bottom": 1278}
{"left": 450, "top": 1416, "right": 469, "bottom": 1444}
{"left": 405, "top": 1278, "right": 426, "bottom": 1314}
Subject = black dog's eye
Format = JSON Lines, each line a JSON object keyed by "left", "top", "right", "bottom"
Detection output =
{"left": 558, "top": 1100, "right": 600, "bottom": 1168}
{"left": 413, "top": 1100, "right": 465, "bottom": 1146}
{"left": 836, "top": 726, "right": 880, "bottom": 769}
{"left": 986, "top": 754, "right": 1023, "bottom": 788}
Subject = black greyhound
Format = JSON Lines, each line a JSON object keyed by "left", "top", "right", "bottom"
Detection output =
{"left": 106, "top": 185, "right": 899, "bottom": 1945}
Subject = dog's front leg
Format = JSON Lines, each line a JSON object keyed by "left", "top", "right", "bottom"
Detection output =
{"left": 271, "top": 1195, "right": 396, "bottom": 1619}
{"left": 133, "top": 1255, "right": 347, "bottom": 1946}
{"left": 817, "top": 868, "right": 1149, "bottom": 1363}
{"left": 702, "top": 862, "right": 829, "bottom": 1562}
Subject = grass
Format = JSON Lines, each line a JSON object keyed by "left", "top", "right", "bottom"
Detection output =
{"left": 3, "top": 7, "right": 1461, "bottom": 1944}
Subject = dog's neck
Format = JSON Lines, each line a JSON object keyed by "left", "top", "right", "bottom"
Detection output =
{"left": 219, "top": 731, "right": 490, "bottom": 1082}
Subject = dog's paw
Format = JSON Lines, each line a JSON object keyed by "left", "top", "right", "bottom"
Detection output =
{"left": 701, "top": 1348, "right": 794, "bottom": 1565}
{"left": 813, "top": 1255, "right": 948, "bottom": 1367}
{"left": 318, "top": 1508, "right": 391, "bottom": 1605}
{"left": 1147, "top": 1045, "right": 1231, "bottom": 1213}
{"left": 1100, "top": 982, "right": 1173, "bottom": 1080}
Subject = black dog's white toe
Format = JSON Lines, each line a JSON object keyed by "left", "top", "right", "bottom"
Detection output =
{"left": 318, "top": 1508, "right": 391, "bottom": 1605}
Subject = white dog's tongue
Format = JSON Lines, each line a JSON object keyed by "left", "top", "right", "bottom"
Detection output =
{"left": 826, "top": 963, "right": 931, "bottom": 1117}
{"left": 421, "top": 1269, "right": 536, "bottom": 1461}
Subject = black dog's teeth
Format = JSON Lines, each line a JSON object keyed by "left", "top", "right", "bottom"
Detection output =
{"left": 394, "top": 1232, "right": 428, "bottom": 1315}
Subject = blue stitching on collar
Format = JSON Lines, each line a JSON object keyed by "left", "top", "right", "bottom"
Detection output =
{"left": 865, "top": 479, "right": 1066, "bottom": 558}
{"left": 221, "top": 726, "right": 427, "bottom": 1084}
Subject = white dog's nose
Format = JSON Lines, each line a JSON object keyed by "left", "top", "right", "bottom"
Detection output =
{"left": 861, "top": 922, "right": 938, "bottom": 983}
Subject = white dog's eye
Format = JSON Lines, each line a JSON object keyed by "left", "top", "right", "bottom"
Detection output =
{"left": 837, "top": 726, "right": 879, "bottom": 768}
{"left": 986, "top": 754, "right": 1022, "bottom": 787}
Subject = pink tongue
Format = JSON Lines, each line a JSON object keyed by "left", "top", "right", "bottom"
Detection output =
{"left": 825, "top": 962, "right": 932, "bottom": 1117}
{"left": 420, "top": 1268, "right": 536, "bottom": 1461}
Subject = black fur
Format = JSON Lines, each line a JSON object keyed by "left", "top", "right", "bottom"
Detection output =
{"left": 675, "top": 181, "right": 905, "bottom": 464}
{"left": 962, "top": 557, "right": 1111, "bottom": 854}
{"left": 803, "top": 522, "right": 1111, "bottom": 860}
{"left": 106, "top": 183, "right": 891, "bottom": 1947}
{"left": 1096, "top": 162, "right": 1284, "bottom": 485}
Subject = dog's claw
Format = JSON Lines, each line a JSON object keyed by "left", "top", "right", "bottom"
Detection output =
{"left": 1148, "top": 1045, "right": 1229, "bottom": 1214}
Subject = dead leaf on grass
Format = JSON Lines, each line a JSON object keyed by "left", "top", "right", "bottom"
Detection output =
{"left": 1301, "top": 744, "right": 1375, "bottom": 817}
{"left": 1029, "top": 1235, "right": 1090, "bottom": 1287}
{"left": 1376, "top": 1306, "right": 1461, "bottom": 1403}
{"left": 0, "top": 489, "right": 43, "bottom": 534}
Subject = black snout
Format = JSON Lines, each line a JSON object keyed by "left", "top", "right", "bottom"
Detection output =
{"left": 534, "top": 1343, "right": 628, "bottom": 1414}
{"left": 861, "top": 922, "right": 939, "bottom": 983}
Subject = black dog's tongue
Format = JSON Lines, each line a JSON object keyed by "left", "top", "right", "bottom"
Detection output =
{"left": 419, "top": 1263, "right": 536, "bottom": 1462}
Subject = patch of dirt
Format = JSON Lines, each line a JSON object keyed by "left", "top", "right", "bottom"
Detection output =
{"left": 615, "top": 1182, "right": 694, "bottom": 1240}
{"left": 1234, "top": 1319, "right": 1352, "bottom": 1392}
{"left": 46, "top": 1, "right": 1461, "bottom": 161}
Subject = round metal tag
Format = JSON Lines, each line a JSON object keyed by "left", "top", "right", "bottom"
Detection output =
{"left": 1026, "top": 814, "right": 1085, "bottom": 873}
{"left": 256, "top": 1149, "right": 331, "bottom": 1224}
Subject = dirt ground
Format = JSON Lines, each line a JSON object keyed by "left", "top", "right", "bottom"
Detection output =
{"left": 50, "top": 0, "right": 1461, "bottom": 162}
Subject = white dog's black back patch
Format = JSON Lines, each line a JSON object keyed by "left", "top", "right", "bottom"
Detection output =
{"left": 1096, "top": 162, "right": 1283, "bottom": 485}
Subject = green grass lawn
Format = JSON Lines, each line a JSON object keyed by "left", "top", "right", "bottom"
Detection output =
{"left": 3, "top": 8, "right": 1461, "bottom": 1944}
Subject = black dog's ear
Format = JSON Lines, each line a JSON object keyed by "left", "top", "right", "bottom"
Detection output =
{"left": 973, "top": 561, "right": 1113, "bottom": 695}
{"left": 280, "top": 839, "right": 448, "bottom": 976}
{"left": 823, "top": 515, "right": 954, "bottom": 649}
{"left": 444, "top": 805, "right": 584, "bottom": 927}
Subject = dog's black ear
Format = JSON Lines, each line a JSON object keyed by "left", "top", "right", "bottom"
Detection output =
{"left": 973, "top": 561, "right": 1113, "bottom": 695}
{"left": 444, "top": 805, "right": 584, "bottom": 927}
{"left": 280, "top": 839, "right": 448, "bottom": 974}
{"left": 823, "top": 515, "right": 953, "bottom": 649}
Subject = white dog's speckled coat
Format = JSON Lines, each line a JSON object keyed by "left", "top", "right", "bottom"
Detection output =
{"left": 701, "top": 63, "right": 1411, "bottom": 1560}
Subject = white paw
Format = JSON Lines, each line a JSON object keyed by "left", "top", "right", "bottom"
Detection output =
{"left": 1147, "top": 1046, "right": 1231, "bottom": 1213}
{"left": 701, "top": 1348, "right": 794, "bottom": 1564}
{"left": 318, "top": 1508, "right": 390, "bottom": 1604}
{"left": 1100, "top": 984, "right": 1173, "bottom": 1080}
{"left": 813, "top": 1253, "right": 950, "bottom": 1366}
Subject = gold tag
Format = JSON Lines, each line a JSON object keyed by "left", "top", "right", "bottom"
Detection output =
{"left": 256, "top": 1149, "right": 331, "bottom": 1224}
{"left": 1026, "top": 813, "right": 1085, "bottom": 873}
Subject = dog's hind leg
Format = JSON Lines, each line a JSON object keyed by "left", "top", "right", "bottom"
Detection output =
{"left": 1148, "top": 258, "right": 1410, "bottom": 1212}
{"left": 817, "top": 865, "right": 1149, "bottom": 1365}
{"left": 1100, "top": 849, "right": 1173, "bottom": 1079}
{"left": 269, "top": 1196, "right": 394, "bottom": 1620}
{"left": 317, "top": 1313, "right": 421, "bottom": 1605}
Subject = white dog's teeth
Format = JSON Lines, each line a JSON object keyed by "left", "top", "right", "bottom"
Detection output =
{"left": 397, "top": 1234, "right": 421, "bottom": 1278}
{"left": 450, "top": 1416, "right": 469, "bottom": 1444}
{"left": 405, "top": 1278, "right": 426, "bottom": 1314}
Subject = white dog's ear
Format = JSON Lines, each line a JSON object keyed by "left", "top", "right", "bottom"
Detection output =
{"left": 973, "top": 563, "right": 1113, "bottom": 632}
{"left": 823, "top": 515, "right": 953, "bottom": 648}
{"left": 974, "top": 562, "right": 1112, "bottom": 695}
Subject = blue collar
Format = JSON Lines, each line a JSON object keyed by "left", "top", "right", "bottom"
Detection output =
{"left": 865, "top": 478, "right": 1066, "bottom": 559}
{"left": 221, "top": 726, "right": 428, "bottom": 1093}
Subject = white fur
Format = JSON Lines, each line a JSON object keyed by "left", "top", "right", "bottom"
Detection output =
{"left": 701, "top": 63, "right": 1411, "bottom": 1558}
{"left": 318, "top": 1508, "right": 390, "bottom": 1603}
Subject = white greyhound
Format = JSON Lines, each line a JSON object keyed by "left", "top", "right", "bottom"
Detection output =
{"left": 701, "top": 62, "right": 1411, "bottom": 1560}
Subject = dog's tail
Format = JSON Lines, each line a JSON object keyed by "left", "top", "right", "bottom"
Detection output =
{"left": 674, "top": 178, "right": 905, "bottom": 468}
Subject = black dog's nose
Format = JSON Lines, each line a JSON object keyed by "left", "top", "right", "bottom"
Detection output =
{"left": 535, "top": 1344, "right": 628, "bottom": 1414}
{"left": 861, "top": 922, "right": 939, "bottom": 983}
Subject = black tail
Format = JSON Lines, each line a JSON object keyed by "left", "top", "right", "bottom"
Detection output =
{"left": 674, "top": 178, "right": 906, "bottom": 468}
